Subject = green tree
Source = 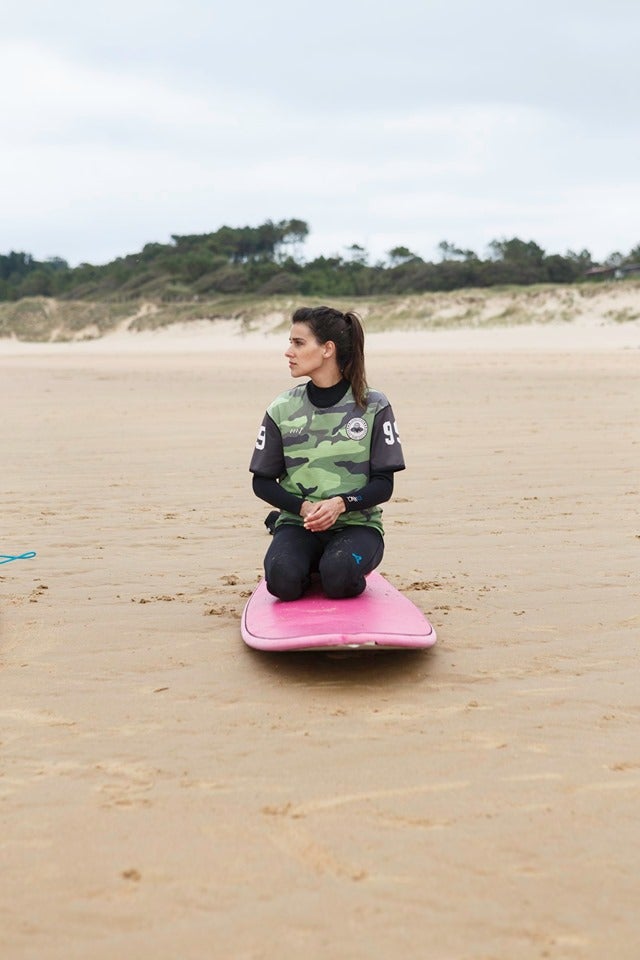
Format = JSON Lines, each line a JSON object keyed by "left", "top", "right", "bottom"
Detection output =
{"left": 275, "top": 219, "right": 309, "bottom": 263}
{"left": 45, "top": 256, "right": 69, "bottom": 272}
{"left": 17, "top": 269, "right": 53, "bottom": 297}
{"left": 488, "top": 237, "right": 545, "bottom": 267}
{"left": 345, "top": 244, "right": 368, "bottom": 266}
{"left": 387, "top": 246, "right": 420, "bottom": 266}
{"left": 437, "top": 240, "right": 465, "bottom": 261}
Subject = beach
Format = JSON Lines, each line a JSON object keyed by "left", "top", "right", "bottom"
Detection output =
{"left": 1, "top": 320, "right": 639, "bottom": 959}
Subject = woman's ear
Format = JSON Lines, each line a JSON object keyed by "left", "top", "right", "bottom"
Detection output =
{"left": 323, "top": 340, "right": 336, "bottom": 359}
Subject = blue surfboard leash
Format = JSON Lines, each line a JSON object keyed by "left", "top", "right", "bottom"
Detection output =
{"left": 0, "top": 551, "right": 37, "bottom": 566}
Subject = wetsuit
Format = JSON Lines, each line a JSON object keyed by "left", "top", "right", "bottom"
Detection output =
{"left": 250, "top": 379, "right": 405, "bottom": 600}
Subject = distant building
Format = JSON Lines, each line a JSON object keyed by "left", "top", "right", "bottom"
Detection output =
{"left": 585, "top": 263, "right": 640, "bottom": 281}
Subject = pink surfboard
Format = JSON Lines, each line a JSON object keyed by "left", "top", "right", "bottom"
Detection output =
{"left": 241, "top": 571, "right": 437, "bottom": 652}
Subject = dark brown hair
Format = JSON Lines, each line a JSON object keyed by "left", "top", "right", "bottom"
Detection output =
{"left": 291, "top": 305, "right": 368, "bottom": 408}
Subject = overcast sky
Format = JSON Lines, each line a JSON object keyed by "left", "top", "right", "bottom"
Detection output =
{"left": 1, "top": 0, "right": 638, "bottom": 266}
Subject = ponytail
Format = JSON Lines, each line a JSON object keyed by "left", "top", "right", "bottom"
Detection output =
{"left": 341, "top": 312, "right": 367, "bottom": 409}
{"left": 291, "top": 305, "right": 369, "bottom": 409}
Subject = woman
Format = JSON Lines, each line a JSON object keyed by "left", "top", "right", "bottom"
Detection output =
{"left": 249, "top": 305, "right": 405, "bottom": 601}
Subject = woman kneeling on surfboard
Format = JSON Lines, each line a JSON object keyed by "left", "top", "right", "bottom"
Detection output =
{"left": 249, "top": 305, "right": 405, "bottom": 601}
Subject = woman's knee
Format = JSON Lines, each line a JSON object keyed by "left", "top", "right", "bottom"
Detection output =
{"left": 319, "top": 529, "right": 384, "bottom": 598}
{"left": 319, "top": 551, "right": 365, "bottom": 599}
{"left": 265, "top": 557, "right": 307, "bottom": 601}
{"left": 263, "top": 526, "right": 316, "bottom": 602}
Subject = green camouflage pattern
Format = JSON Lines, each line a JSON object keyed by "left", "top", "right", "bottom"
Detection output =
{"left": 267, "top": 384, "right": 387, "bottom": 534}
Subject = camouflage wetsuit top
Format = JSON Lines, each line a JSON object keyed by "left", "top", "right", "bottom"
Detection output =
{"left": 250, "top": 382, "right": 405, "bottom": 535}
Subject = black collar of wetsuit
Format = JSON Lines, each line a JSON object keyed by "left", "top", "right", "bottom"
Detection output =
{"left": 306, "top": 378, "right": 350, "bottom": 408}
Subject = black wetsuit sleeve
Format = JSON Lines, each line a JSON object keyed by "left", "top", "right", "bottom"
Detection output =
{"left": 252, "top": 472, "right": 394, "bottom": 515}
{"left": 340, "top": 472, "right": 394, "bottom": 512}
{"left": 252, "top": 474, "right": 304, "bottom": 515}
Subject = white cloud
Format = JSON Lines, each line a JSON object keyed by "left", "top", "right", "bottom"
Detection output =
{"left": 1, "top": 3, "right": 639, "bottom": 266}
{"left": 0, "top": 40, "right": 248, "bottom": 146}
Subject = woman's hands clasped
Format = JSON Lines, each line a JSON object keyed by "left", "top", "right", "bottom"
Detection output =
{"left": 300, "top": 497, "right": 346, "bottom": 533}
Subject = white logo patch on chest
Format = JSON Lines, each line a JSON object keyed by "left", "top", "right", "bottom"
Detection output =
{"left": 345, "top": 417, "right": 368, "bottom": 440}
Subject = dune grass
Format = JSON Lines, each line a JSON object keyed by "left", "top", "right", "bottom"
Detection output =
{"left": 1, "top": 280, "right": 638, "bottom": 342}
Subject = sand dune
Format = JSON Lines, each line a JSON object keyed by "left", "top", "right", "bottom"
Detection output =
{"left": 1, "top": 279, "right": 639, "bottom": 352}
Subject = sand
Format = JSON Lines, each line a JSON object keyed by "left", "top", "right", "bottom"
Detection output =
{"left": 1, "top": 321, "right": 639, "bottom": 959}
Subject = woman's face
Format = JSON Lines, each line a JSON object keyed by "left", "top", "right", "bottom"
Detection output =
{"left": 285, "top": 322, "right": 330, "bottom": 380}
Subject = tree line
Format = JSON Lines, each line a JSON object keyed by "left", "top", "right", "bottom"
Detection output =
{"left": 2, "top": 219, "right": 639, "bottom": 302}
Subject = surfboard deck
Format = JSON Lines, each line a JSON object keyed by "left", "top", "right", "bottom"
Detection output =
{"left": 241, "top": 571, "right": 437, "bottom": 652}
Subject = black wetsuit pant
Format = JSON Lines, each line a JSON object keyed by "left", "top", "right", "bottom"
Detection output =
{"left": 264, "top": 523, "right": 384, "bottom": 602}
